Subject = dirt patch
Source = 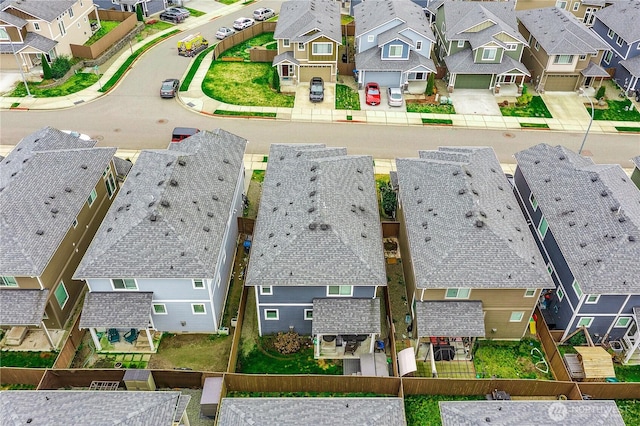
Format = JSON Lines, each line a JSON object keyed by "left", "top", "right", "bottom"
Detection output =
{"left": 148, "top": 334, "right": 232, "bottom": 372}
{"left": 385, "top": 261, "right": 409, "bottom": 340}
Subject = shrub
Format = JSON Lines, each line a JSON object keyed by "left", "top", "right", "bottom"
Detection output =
{"left": 41, "top": 54, "right": 52, "bottom": 80}
{"left": 136, "top": 4, "right": 144, "bottom": 21}
{"left": 426, "top": 72, "right": 435, "bottom": 95}
{"left": 274, "top": 332, "right": 301, "bottom": 354}
{"left": 50, "top": 55, "right": 72, "bottom": 79}
{"left": 516, "top": 85, "right": 532, "bottom": 106}
{"left": 271, "top": 68, "right": 280, "bottom": 93}
{"left": 595, "top": 85, "right": 606, "bottom": 100}
{"left": 380, "top": 183, "right": 397, "bottom": 216}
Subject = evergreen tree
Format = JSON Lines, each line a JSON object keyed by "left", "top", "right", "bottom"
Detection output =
{"left": 41, "top": 54, "right": 52, "bottom": 80}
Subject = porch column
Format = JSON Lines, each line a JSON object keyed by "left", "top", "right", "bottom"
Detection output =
{"left": 369, "top": 335, "right": 375, "bottom": 353}
{"left": 90, "top": 327, "right": 102, "bottom": 351}
{"left": 145, "top": 328, "right": 155, "bottom": 352}
{"left": 623, "top": 334, "right": 640, "bottom": 364}
{"left": 40, "top": 321, "right": 56, "bottom": 350}
{"left": 315, "top": 335, "right": 321, "bottom": 358}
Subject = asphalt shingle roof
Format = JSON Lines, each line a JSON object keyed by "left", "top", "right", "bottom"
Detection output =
{"left": 274, "top": 0, "right": 341, "bottom": 44}
{"left": 79, "top": 291, "right": 153, "bottom": 329}
{"left": 620, "top": 55, "right": 640, "bottom": 76}
{"left": 416, "top": 300, "right": 485, "bottom": 337}
{"left": 517, "top": 7, "right": 610, "bottom": 55}
{"left": 0, "top": 9, "right": 26, "bottom": 26}
{"left": 594, "top": 0, "right": 640, "bottom": 43}
{"left": 0, "top": 127, "right": 115, "bottom": 277}
{"left": 439, "top": 400, "right": 625, "bottom": 425}
{"left": 311, "top": 298, "right": 381, "bottom": 335}
{"left": 0, "top": 390, "right": 183, "bottom": 426}
{"left": 396, "top": 147, "right": 553, "bottom": 290}
{"left": 581, "top": 61, "right": 610, "bottom": 77}
{"left": 1, "top": 0, "right": 75, "bottom": 22}
{"left": 444, "top": 49, "right": 529, "bottom": 75}
{"left": 354, "top": 0, "right": 435, "bottom": 42}
{"left": 633, "top": 155, "right": 640, "bottom": 169}
{"left": 218, "top": 397, "right": 406, "bottom": 425}
{"left": 0, "top": 289, "right": 49, "bottom": 325}
{"left": 245, "top": 144, "right": 386, "bottom": 287}
{"left": 272, "top": 51, "right": 300, "bottom": 66}
{"left": 74, "top": 129, "right": 247, "bottom": 279}
{"left": 356, "top": 47, "right": 436, "bottom": 72}
{"left": 514, "top": 144, "right": 640, "bottom": 294}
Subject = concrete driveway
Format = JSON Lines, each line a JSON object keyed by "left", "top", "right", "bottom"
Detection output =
{"left": 447, "top": 89, "right": 502, "bottom": 116}
{"left": 294, "top": 82, "right": 335, "bottom": 109}
{"left": 360, "top": 87, "right": 403, "bottom": 111}
{"left": 540, "top": 92, "right": 591, "bottom": 121}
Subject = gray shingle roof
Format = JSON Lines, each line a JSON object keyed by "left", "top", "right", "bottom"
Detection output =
{"left": 218, "top": 397, "right": 406, "bottom": 426}
{"left": 79, "top": 291, "right": 153, "bottom": 329}
{"left": 517, "top": 7, "right": 610, "bottom": 55}
{"left": 416, "top": 300, "right": 485, "bottom": 337}
{"left": 439, "top": 400, "right": 625, "bottom": 425}
{"left": 272, "top": 50, "right": 300, "bottom": 66}
{"left": 354, "top": 0, "right": 435, "bottom": 42}
{"left": 0, "top": 10, "right": 26, "bottom": 26}
{"left": 245, "top": 144, "right": 386, "bottom": 287}
{"left": 514, "top": 144, "right": 640, "bottom": 294}
{"left": 112, "top": 156, "right": 133, "bottom": 179}
{"left": 0, "top": 289, "right": 49, "bottom": 325}
{"left": 444, "top": 48, "right": 529, "bottom": 75}
{"left": 311, "top": 298, "right": 381, "bottom": 335}
{"left": 18, "top": 31, "right": 58, "bottom": 53}
{"left": 0, "top": 390, "right": 183, "bottom": 426}
{"left": 396, "top": 147, "right": 553, "bottom": 290}
{"left": 633, "top": 155, "right": 640, "bottom": 169}
{"left": 1, "top": 0, "right": 75, "bottom": 22}
{"left": 620, "top": 55, "right": 640, "bottom": 76}
{"left": 356, "top": 47, "right": 435, "bottom": 72}
{"left": 581, "top": 61, "right": 610, "bottom": 77}
{"left": 274, "top": 0, "right": 341, "bottom": 44}
{"left": 594, "top": 0, "right": 640, "bottom": 43}
{"left": 0, "top": 127, "right": 115, "bottom": 276}
{"left": 74, "top": 129, "right": 247, "bottom": 279}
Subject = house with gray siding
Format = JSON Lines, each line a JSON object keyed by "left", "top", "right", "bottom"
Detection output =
{"left": 353, "top": 0, "right": 436, "bottom": 93}
{"left": 74, "top": 129, "right": 247, "bottom": 351}
{"left": 592, "top": 0, "right": 640, "bottom": 92}
{"left": 514, "top": 144, "right": 640, "bottom": 365}
{"left": 245, "top": 144, "right": 386, "bottom": 359}
{"left": 428, "top": 0, "right": 529, "bottom": 93}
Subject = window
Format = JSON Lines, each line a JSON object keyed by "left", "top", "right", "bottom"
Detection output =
{"left": 524, "top": 288, "right": 536, "bottom": 297}
{"left": 72, "top": 218, "right": 77, "bottom": 228}
{"left": 457, "top": 40, "right": 465, "bottom": 48}
{"left": 557, "top": 287, "right": 565, "bottom": 301}
{"left": 153, "top": 304, "right": 167, "bottom": 314}
{"left": 616, "top": 35, "right": 624, "bottom": 47}
{"left": 389, "top": 45, "right": 403, "bottom": 57}
{"left": 1, "top": 276, "right": 18, "bottom": 287}
{"left": 87, "top": 188, "right": 97, "bottom": 206}
{"left": 572, "top": 2, "right": 580, "bottom": 11}
{"left": 105, "top": 174, "right": 116, "bottom": 198}
{"left": 259, "top": 286, "right": 272, "bottom": 295}
{"left": 579, "top": 54, "right": 587, "bottom": 60}
{"left": 445, "top": 288, "right": 471, "bottom": 299}
{"left": 547, "top": 264, "right": 554, "bottom": 275}
{"left": 603, "top": 50, "right": 613, "bottom": 64}
{"left": 265, "top": 309, "right": 278, "bottom": 320}
{"left": 283, "top": 39, "right": 290, "bottom": 47}
{"left": 298, "top": 42, "right": 304, "bottom": 51}
{"left": 534, "top": 41, "right": 540, "bottom": 51}
{"left": 416, "top": 40, "right": 422, "bottom": 50}
{"left": 103, "top": 165, "right": 110, "bottom": 177}
{"left": 572, "top": 280, "right": 583, "bottom": 298}
{"left": 193, "top": 279, "right": 204, "bottom": 289}
{"left": 510, "top": 311, "right": 525, "bottom": 322}
{"left": 585, "top": 294, "right": 600, "bottom": 304}
{"left": 192, "top": 304, "right": 206, "bottom": 314}
{"left": 112, "top": 278, "right": 137, "bottom": 290}
{"left": 58, "top": 19, "right": 66, "bottom": 36}
{"left": 312, "top": 42, "right": 332, "bottom": 55}
{"left": 368, "top": 34, "right": 374, "bottom": 43}
{"left": 554, "top": 55, "right": 574, "bottom": 64}
{"left": 34, "top": 22, "right": 40, "bottom": 31}
{"left": 482, "top": 48, "right": 497, "bottom": 61}
{"left": 328, "top": 285, "right": 352, "bottom": 296}
{"left": 615, "top": 317, "right": 632, "bottom": 328}
{"left": 505, "top": 44, "right": 517, "bottom": 51}
{"left": 556, "top": 0, "right": 567, "bottom": 8}
{"left": 529, "top": 192, "right": 538, "bottom": 210}
{"left": 408, "top": 72, "right": 426, "bottom": 81}
{"left": 68, "top": 7, "right": 74, "bottom": 18}
{"left": 538, "top": 217, "right": 549, "bottom": 239}
{"left": 607, "top": 29, "right": 614, "bottom": 39}
{"left": 577, "top": 317, "right": 593, "bottom": 327}
{"left": 55, "top": 281, "right": 69, "bottom": 308}
{"left": 304, "top": 309, "right": 313, "bottom": 320}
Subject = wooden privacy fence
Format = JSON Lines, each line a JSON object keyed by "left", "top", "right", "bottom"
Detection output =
{"left": 237, "top": 217, "right": 255, "bottom": 235}
{"left": 212, "top": 21, "right": 277, "bottom": 62}
{"left": 52, "top": 314, "right": 86, "bottom": 369}
{"left": 535, "top": 306, "right": 572, "bottom": 382}
{"left": 226, "top": 286, "right": 248, "bottom": 373}
{"left": 579, "top": 382, "right": 640, "bottom": 400}
{"left": 38, "top": 369, "right": 208, "bottom": 390}
{"left": 70, "top": 11, "right": 138, "bottom": 60}
{"left": 0, "top": 367, "right": 46, "bottom": 386}
{"left": 382, "top": 221, "right": 400, "bottom": 238}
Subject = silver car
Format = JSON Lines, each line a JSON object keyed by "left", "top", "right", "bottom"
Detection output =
{"left": 387, "top": 87, "right": 403, "bottom": 107}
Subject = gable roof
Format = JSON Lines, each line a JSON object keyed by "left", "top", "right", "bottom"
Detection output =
{"left": 514, "top": 144, "right": 640, "bottom": 294}
{"left": 416, "top": 300, "right": 485, "bottom": 337}
{"left": 517, "top": 7, "right": 610, "bottom": 55}
{"left": 620, "top": 54, "right": 640, "bottom": 76}
{"left": 1, "top": 0, "right": 76, "bottom": 22}
{"left": 0, "top": 289, "right": 49, "bottom": 325}
{"left": 0, "top": 127, "right": 115, "bottom": 277}
{"left": 0, "top": 10, "right": 26, "bottom": 26}
{"left": 594, "top": 0, "right": 640, "bottom": 43}
{"left": 396, "top": 147, "right": 552, "bottom": 290}
{"left": 444, "top": 48, "right": 529, "bottom": 75}
{"left": 312, "top": 298, "right": 381, "bottom": 335}
{"left": 0, "top": 390, "right": 183, "bottom": 425}
{"left": 74, "top": 129, "right": 247, "bottom": 279}
{"left": 633, "top": 155, "right": 640, "bottom": 169}
{"left": 245, "top": 144, "right": 386, "bottom": 287}
{"left": 274, "top": 0, "right": 341, "bottom": 44}
{"left": 354, "top": 0, "right": 435, "bottom": 42}
{"left": 356, "top": 47, "right": 436, "bottom": 72}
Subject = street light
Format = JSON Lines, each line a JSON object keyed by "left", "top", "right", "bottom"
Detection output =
{"left": 0, "top": 27, "right": 31, "bottom": 97}
{"left": 578, "top": 88, "right": 593, "bottom": 155}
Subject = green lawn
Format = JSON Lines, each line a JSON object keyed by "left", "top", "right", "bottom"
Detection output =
{"left": 9, "top": 72, "right": 99, "bottom": 97}
{"left": 520, "top": 122, "right": 549, "bottom": 129}
{"left": 404, "top": 395, "right": 485, "bottom": 426}
{"left": 407, "top": 102, "right": 455, "bottom": 114}
{"left": 616, "top": 126, "right": 640, "bottom": 132}
{"left": 422, "top": 118, "right": 453, "bottom": 125}
{"left": 335, "top": 84, "right": 360, "bottom": 110}
{"left": 0, "top": 351, "right": 57, "bottom": 368}
{"left": 180, "top": 45, "right": 216, "bottom": 91}
{"left": 214, "top": 110, "right": 276, "bottom": 118}
{"left": 614, "top": 364, "right": 640, "bottom": 382}
{"left": 500, "top": 96, "right": 552, "bottom": 118}
{"left": 473, "top": 338, "right": 553, "bottom": 380}
{"left": 202, "top": 62, "right": 294, "bottom": 107}
{"left": 85, "top": 21, "right": 120, "bottom": 46}
{"left": 617, "top": 400, "right": 640, "bottom": 425}
{"left": 219, "top": 33, "right": 276, "bottom": 61}
{"left": 589, "top": 99, "right": 640, "bottom": 121}
{"left": 184, "top": 7, "right": 205, "bottom": 17}
{"left": 218, "top": 0, "right": 239, "bottom": 4}
{"left": 148, "top": 333, "right": 232, "bottom": 372}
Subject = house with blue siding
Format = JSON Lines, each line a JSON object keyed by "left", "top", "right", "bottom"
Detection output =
{"left": 514, "top": 144, "right": 640, "bottom": 364}
{"left": 245, "top": 144, "right": 386, "bottom": 360}
{"left": 592, "top": 0, "right": 640, "bottom": 92}
{"left": 353, "top": 0, "right": 436, "bottom": 92}
{"left": 632, "top": 155, "right": 640, "bottom": 189}
{"left": 74, "top": 129, "right": 247, "bottom": 351}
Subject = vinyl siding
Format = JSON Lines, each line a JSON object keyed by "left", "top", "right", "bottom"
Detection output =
{"left": 357, "top": 18, "right": 404, "bottom": 53}
{"left": 151, "top": 300, "right": 216, "bottom": 332}
{"left": 382, "top": 40, "right": 411, "bottom": 60}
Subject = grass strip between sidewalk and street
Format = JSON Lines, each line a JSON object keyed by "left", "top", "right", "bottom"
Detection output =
{"left": 180, "top": 45, "right": 216, "bottom": 91}
{"left": 615, "top": 126, "right": 640, "bottom": 133}
{"left": 214, "top": 110, "right": 277, "bottom": 118}
{"left": 422, "top": 118, "right": 453, "bottom": 125}
{"left": 520, "top": 122, "right": 549, "bottom": 129}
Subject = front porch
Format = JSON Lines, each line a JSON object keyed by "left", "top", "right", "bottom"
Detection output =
{"left": 0, "top": 327, "right": 65, "bottom": 352}
{"left": 0, "top": 288, "right": 59, "bottom": 350}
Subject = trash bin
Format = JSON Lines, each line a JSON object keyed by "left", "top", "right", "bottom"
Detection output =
{"left": 610, "top": 340, "right": 624, "bottom": 354}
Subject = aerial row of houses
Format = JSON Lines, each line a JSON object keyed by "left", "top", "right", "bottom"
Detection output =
{"left": 1, "top": 126, "right": 639, "bottom": 367}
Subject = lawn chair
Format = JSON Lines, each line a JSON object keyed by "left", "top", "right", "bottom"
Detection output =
{"left": 108, "top": 328, "right": 120, "bottom": 344}
{"left": 124, "top": 328, "right": 138, "bottom": 344}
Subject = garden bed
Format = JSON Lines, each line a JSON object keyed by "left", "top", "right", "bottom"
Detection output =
{"left": 336, "top": 84, "right": 360, "bottom": 110}
{"left": 406, "top": 99, "right": 455, "bottom": 114}
{"left": 500, "top": 96, "right": 552, "bottom": 118}
{"left": 588, "top": 99, "right": 640, "bottom": 121}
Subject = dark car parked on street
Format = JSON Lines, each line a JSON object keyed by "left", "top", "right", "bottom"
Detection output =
{"left": 309, "top": 77, "right": 324, "bottom": 102}
{"left": 159, "top": 10, "right": 184, "bottom": 24}
{"left": 160, "top": 78, "right": 180, "bottom": 98}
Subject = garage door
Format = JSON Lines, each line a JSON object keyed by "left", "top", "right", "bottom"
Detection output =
{"left": 362, "top": 71, "right": 402, "bottom": 88}
{"left": 544, "top": 75, "right": 578, "bottom": 91}
{"left": 299, "top": 66, "right": 332, "bottom": 83}
{"left": 454, "top": 74, "right": 492, "bottom": 89}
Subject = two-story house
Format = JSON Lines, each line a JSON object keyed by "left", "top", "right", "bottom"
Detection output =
{"left": 513, "top": 144, "right": 640, "bottom": 365}
{"left": 74, "top": 129, "right": 247, "bottom": 351}
{"left": 272, "top": 0, "right": 341, "bottom": 87}
{"left": 514, "top": 0, "right": 615, "bottom": 27}
{"left": 396, "top": 147, "right": 553, "bottom": 372}
{"left": 517, "top": 7, "right": 610, "bottom": 92}
{"left": 353, "top": 0, "right": 436, "bottom": 93}
{"left": 428, "top": 0, "right": 529, "bottom": 93}
{"left": 245, "top": 144, "right": 386, "bottom": 360}
{"left": 0, "top": 127, "right": 120, "bottom": 348}
{"left": 592, "top": 0, "right": 640, "bottom": 92}
{"left": 632, "top": 155, "right": 640, "bottom": 189}
{"left": 0, "top": 0, "right": 95, "bottom": 71}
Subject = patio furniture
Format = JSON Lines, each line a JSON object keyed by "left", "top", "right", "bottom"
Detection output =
{"left": 108, "top": 328, "right": 120, "bottom": 344}
{"left": 124, "top": 328, "right": 138, "bottom": 344}
{"left": 345, "top": 341, "right": 359, "bottom": 356}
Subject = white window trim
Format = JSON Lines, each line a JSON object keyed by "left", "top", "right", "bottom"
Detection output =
{"left": 111, "top": 278, "right": 138, "bottom": 291}
{"left": 579, "top": 54, "right": 587, "bottom": 60}
{"left": 34, "top": 22, "right": 40, "bottom": 31}
{"left": 572, "top": 280, "right": 583, "bottom": 298}
{"left": 585, "top": 294, "right": 600, "bottom": 304}
{"left": 557, "top": 286, "right": 565, "bottom": 302}
{"left": 577, "top": 317, "right": 593, "bottom": 327}
{"left": 265, "top": 309, "right": 279, "bottom": 320}
{"left": 457, "top": 40, "right": 465, "bottom": 48}
{"left": 283, "top": 39, "right": 290, "bottom": 47}
{"left": 529, "top": 192, "right": 538, "bottom": 210}
{"left": 482, "top": 48, "right": 497, "bottom": 61}
{"left": 534, "top": 41, "right": 540, "bottom": 51}
{"left": 367, "top": 34, "right": 374, "bottom": 43}
{"left": 572, "top": 2, "right": 580, "bottom": 11}
{"left": 506, "top": 43, "right": 517, "bottom": 51}
{"left": 607, "top": 29, "right": 614, "bottom": 39}
{"left": 259, "top": 286, "right": 273, "bottom": 295}
{"left": 191, "top": 303, "right": 207, "bottom": 315}
{"left": 510, "top": 311, "right": 525, "bottom": 322}
{"left": 72, "top": 218, "right": 78, "bottom": 228}
{"left": 193, "top": 279, "right": 205, "bottom": 289}
{"left": 55, "top": 281, "right": 69, "bottom": 309}
{"left": 603, "top": 50, "right": 612, "bottom": 64}
{"left": 524, "top": 289, "right": 536, "bottom": 297}
{"left": 616, "top": 35, "right": 624, "bottom": 47}
{"left": 554, "top": 54, "right": 574, "bottom": 64}
{"left": 614, "top": 317, "right": 632, "bottom": 328}
{"left": 538, "top": 217, "right": 549, "bottom": 239}
{"left": 87, "top": 188, "right": 97, "bottom": 207}
{"left": 298, "top": 42, "right": 304, "bottom": 51}
{"left": 445, "top": 288, "right": 471, "bottom": 299}
{"left": 327, "top": 285, "right": 353, "bottom": 297}
{"left": 416, "top": 40, "right": 422, "bottom": 51}
{"left": 312, "top": 42, "right": 332, "bottom": 56}
{"left": 153, "top": 304, "right": 168, "bottom": 315}
{"left": 1, "top": 276, "right": 18, "bottom": 287}
{"left": 304, "top": 309, "right": 313, "bottom": 320}
{"left": 388, "top": 44, "right": 403, "bottom": 58}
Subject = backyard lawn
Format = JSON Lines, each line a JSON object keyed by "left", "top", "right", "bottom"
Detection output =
{"left": 218, "top": 33, "right": 276, "bottom": 61}
{"left": 614, "top": 364, "right": 640, "bottom": 382}
{"left": 147, "top": 333, "right": 232, "bottom": 372}
{"left": 473, "top": 339, "right": 552, "bottom": 379}
{"left": 0, "top": 351, "right": 57, "bottom": 368}
{"left": 500, "top": 96, "right": 552, "bottom": 118}
{"left": 335, "top": 84, "right": 361, "bottom": 110}
{"left": 85, "top": 21, "right": 119, "bottom": 46}
{"left": 617, "top": 400, "right": 640, "bottom": 425}
{"left": 404, "top": 394, "right": 485, "bottom": 426}
{"left": 588, "top": 99, "right": 640, "bottom": 121}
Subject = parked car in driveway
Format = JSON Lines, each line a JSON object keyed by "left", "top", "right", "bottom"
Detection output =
{"left": 309, "top": 77, "right": 324, "bottom": 102}
{"left": 387, "top": 87, "right": 403, "bottom": 107}
{"left": 365, "top": 82, "right": 381, "bottom": 106}
{"left": 253, "top": 8, "right": 275, "bottom": 21}
{"left": 165, "top": 7, "right": 189, "bottom": 19}
{"left": 159, "top": 10, "right": 184, "bottom": 24}
{"left": 171, "top": 127, "right": 200, "bottom": 143}
{"left": 216, "top": 27, "right": 235, "bottom": 40}
{"left": 160, "top": 78, "right": 180, "bottom": 98}
{"left": 233, "top": 17, "right": 255, "bottom": 30}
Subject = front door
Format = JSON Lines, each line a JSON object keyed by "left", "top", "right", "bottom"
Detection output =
{"left": 584, "top": 76, "right": 593, "bottom": 87}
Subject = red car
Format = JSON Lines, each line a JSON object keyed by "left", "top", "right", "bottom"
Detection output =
{"left": 365, "top": 82, "right": 381, "bottom": 106}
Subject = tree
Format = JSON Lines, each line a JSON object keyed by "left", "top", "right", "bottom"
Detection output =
{"left": 50, "top": 55, "right": 72, "bottom": 79}
{"left": 136, "top": 4, "right": 144, "bottom": 22}
{"left": 380, "top": 183, "right": 397, "bottom": 217}
{"left": 426, "top": 72, "right": 435, "bottom": 96}
{"left": 595, "top": 85, "right": 606, "bottom": 100}
{"left": 271, "top": 69, "right": 280, "bottom": 93}
{"left": 41, "top": 54, "right": 52, "bottom": 80}
{"left": 516, "top": 84, "right": 533, "bottom": 106}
